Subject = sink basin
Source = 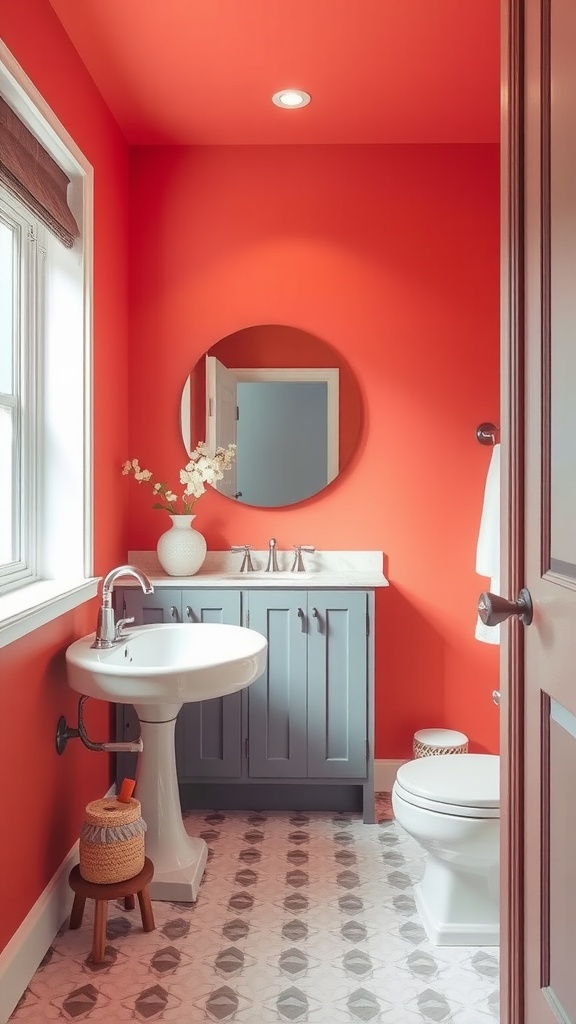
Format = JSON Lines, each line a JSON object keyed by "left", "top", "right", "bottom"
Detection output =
{"left": 66, "top": 621, "right": 267, "bottom": 904}
{"left": 66, "top": 622, "right": 267, "bottom": 705}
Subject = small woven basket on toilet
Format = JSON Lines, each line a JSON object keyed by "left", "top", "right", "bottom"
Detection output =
{"left": 79, "top": 797, "right": 147, "bottom": 884}
{"left": 413, "top": 728, "right": 469, "bottom": 759}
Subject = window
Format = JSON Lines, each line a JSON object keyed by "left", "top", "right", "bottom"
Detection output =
{"left": 0, "top": 45, "right": 97, "bottom": 648}
{"left": 0, "top": 192, "right": 42, "bottom": 590}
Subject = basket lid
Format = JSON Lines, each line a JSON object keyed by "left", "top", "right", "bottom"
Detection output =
{"left": 83, "top": 796, "right": 141, "bottom": 828}
{"left": 414, "top": 728, "right": 468, "bottom": 748}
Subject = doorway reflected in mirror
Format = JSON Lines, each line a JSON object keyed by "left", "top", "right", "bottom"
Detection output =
{"left": 180, "top": 325, "right": 364, "bottom": 508}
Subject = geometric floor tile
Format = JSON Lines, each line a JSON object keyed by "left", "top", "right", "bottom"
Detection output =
{"left": 9, "top": 794, "right": 499, "bottom": 1022}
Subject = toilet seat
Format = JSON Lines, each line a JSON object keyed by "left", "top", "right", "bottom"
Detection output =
{"left": 394, "top": 754, "right": 499, "bottom": 819}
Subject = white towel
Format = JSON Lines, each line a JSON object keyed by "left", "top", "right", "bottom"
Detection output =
{"left": 475, "top": 444, "right": 500, "bottom": 644}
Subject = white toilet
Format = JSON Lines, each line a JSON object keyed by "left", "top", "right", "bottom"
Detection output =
{"left": 392, "top": 753, "right": 500, "bottom": 946}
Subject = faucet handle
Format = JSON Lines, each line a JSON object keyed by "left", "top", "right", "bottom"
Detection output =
{"left": 231, "top": 545, "right": 256, "bottom": 573}
{"left": 114, "top": 616, "right": 134, "bottom": 641}
{"left": 291, "top": 545, "right": 315, "bottom": 572}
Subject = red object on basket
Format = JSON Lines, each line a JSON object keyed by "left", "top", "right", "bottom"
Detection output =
{"left": 117, "top": 778, "right": 136, "bottom": 803}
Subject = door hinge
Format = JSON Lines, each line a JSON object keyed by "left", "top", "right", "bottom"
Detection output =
{"left": 244, "top": 737, "right": 249, "bottom": 760}
{"left": 208, "top": 397, "right": 214, "bottom": 417}
{"left": 366, "top": 611, "right": 370, "bottom": 636}
{"left": 366, "top": 738, "right": 370, "bottom": 761}
{"left": 246, "top": 609, "right": 250, "bottom": 628}
{"left": 236, "top": 405, "right": 239, "bottom": 420}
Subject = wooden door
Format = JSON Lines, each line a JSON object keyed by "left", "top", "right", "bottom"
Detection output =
{"left": 523, "top": 1, "right": 576, "bottom": 1019}
{"left": 502, "top": 1, "right": 576, "bottom": 1020}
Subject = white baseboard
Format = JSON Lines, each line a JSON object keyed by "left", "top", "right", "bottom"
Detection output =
{"left": 0, "top": 785, "right": 116, "bottom": 1024}
{"left": 0, "top": 839, "right": 78, "bottom": 1024}
{"left": 374, "top": 758, "right": 407, "bottom": 793}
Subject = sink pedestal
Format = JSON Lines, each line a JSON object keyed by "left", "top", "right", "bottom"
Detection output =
{"left": 134, "top": 702, "right": 208, "bottom": 902}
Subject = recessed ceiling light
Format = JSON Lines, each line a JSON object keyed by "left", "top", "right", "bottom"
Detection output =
{"left": 272, "top": 89, "right": 311, "bottom": 109}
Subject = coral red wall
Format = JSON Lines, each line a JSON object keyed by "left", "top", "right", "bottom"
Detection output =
{"left": 0, "top": 0, "right": 129, "bottom": 954}
{"left": 0, "top": 11, "right": 500, "bottom": 956}
{"left": 128, "top": 143, "right": 500, "bottom": 762}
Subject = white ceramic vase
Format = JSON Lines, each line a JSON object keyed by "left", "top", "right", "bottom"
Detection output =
{"left": 156, "top": 514, "right": 207, "bottom": 576}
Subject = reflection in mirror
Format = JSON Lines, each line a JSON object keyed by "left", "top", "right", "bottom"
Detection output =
{"left": 180, "top": 325, "right": 363, "bottom": 508}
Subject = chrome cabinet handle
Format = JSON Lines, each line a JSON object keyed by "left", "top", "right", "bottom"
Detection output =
{"left": 297, "top": 607, "right": 306, "bottom": 632}
{"left": 170, "top": 605, "right": 179, "bottom": 621}
{"left": 185, "top": 605, "right": 195, "bottom": 622}
{"left": 311, "top": 607, "right": 322, "bottom": 632}
{"left": 492, "top": 690, "right": 501, "bottom": 706}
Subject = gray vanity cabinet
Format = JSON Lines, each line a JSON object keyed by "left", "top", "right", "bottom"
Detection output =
{"left": 246, "top": 590, "right": 368, "bottom": 780}
{"left": 114, "top": 583, "right": 374, "bottom": 820}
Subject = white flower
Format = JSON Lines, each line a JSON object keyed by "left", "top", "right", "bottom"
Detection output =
{"left": 122, "top": 442, "right": 236, "bottom": 514}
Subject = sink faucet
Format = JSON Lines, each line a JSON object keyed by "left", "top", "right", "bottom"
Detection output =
{"left": 265, "top": 538, "right": 280, "bottom": 572}
{"left": 292, "top": 545, "right": 315, "bottom": 572}
{"left": 91, "top": 564, "right": 154, "bottom": 649}
{"left": 230, "top": 545, "right": 255, "bottom": 572}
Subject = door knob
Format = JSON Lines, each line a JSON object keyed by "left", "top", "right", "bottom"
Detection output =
{"left": 478, "top": 588, "right": 533, "bottom": 627}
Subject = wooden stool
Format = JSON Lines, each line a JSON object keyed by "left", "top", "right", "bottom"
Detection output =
{"left": 68, "top": 857, "right": 155, "bottom": 963}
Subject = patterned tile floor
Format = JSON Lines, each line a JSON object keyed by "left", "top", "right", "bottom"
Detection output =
{"left": 11, "top": 795, "right": 499, "bottom": 1023}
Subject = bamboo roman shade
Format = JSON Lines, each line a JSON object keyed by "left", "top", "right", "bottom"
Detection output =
{"left": 0, "top": 96, "right": 79, "bottom": 248}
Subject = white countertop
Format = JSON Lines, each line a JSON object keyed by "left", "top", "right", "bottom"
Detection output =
{"left": 124, "top": 550, "right": 389, "bottom": 589}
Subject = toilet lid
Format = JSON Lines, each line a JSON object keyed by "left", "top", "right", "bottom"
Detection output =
{"left": 395, "top": 754, "right": 499, "bottom": 810}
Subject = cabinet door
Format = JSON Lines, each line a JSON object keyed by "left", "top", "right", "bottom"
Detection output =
{"left": 176, "top": 590, "right": 242, "bottom": 778}
{"left": 247, "top": 591, "right": 308, "bottom": 778}
{"left": 122, "top": 589, "right": 181, "bottom": 624}
{"left": 115, "top": 588, "right": 181, "bottom": 785}
{"left": 307, "top": 592, "right": 368, "bottom": 778}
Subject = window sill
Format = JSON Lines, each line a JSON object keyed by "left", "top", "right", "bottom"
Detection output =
{"left": 0, "top": 578, "right": 99, "bottom": 651}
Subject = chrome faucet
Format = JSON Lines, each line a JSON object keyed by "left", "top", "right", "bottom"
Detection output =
{"left": 91, "top": 564, "right": 154, "bottom": 649}
{"left": 231, "top": 545, "right": 255, "bottom": 572}
{"left": 292, "top": 545, "right": 315, "bottom": 572}
{"left": 265, "top": 538, "right": 280, "bottom": 572}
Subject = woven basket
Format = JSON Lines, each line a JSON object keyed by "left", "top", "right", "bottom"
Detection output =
{"left": 413, "top": 729, "right": 469, "bottom": 759}
{"left": 79, "top": 797, "right": 146, "bottom": 884}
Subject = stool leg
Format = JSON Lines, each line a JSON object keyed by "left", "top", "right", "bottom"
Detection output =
{"left": 137, "top": 887, "right": 155, "bottom": 932}
{"left": 92, "top": 900, "right": 108, "bottom": 963}
{"left": 69, "top": 895, "right": 85, "bottom": 930}
{"left": 124, "top": 895, "right": 135, "bottom": 911}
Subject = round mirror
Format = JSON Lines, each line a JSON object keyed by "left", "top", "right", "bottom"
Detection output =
{"left": 180, "top": 325, "right": 363, "bottom": 508}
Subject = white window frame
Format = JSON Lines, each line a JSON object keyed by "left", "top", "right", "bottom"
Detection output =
{"left": 0, "top": 42, "right": 98, "bottom": 649}
{"left": 0, "top": 194, "right": 41, "bottom": 591}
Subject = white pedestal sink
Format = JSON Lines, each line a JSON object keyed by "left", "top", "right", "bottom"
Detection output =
{"left": 66, "top": 622, "right": 267, "bottom": 902}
